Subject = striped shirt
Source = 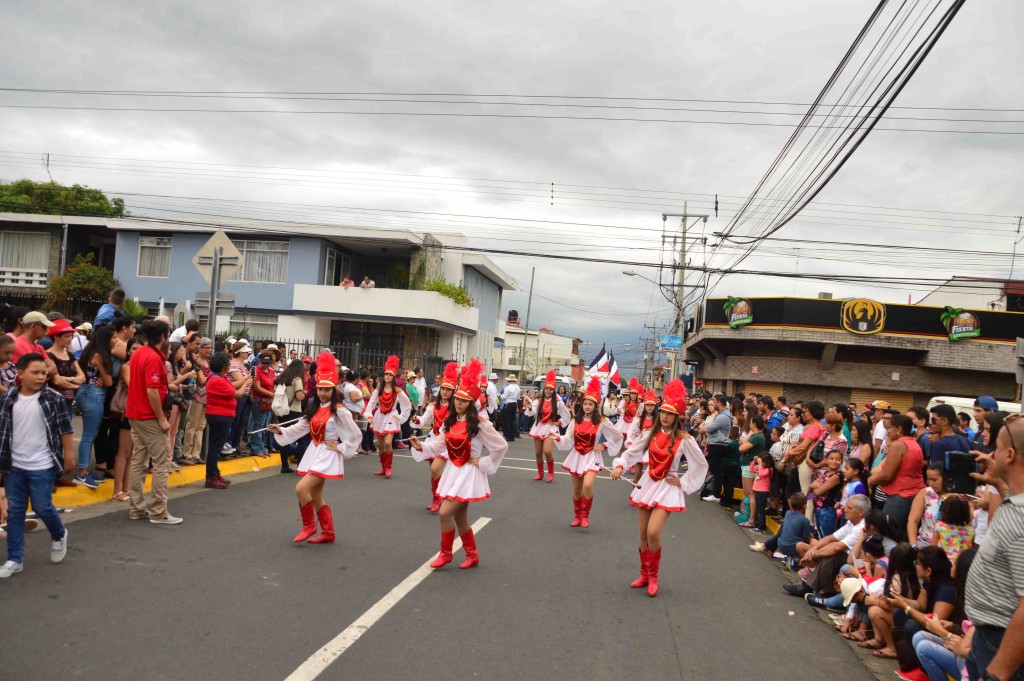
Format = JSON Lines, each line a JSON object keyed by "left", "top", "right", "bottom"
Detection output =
{"left": 706, "top": 410, "right": 733, "bottom": 445}
{"left": 965, "top": 492, "right": 1024, "bottom": 629}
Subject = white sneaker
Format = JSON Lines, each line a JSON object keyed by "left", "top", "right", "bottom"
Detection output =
{"left": 0, "top": 560, "right": 24, "bottom": 578}
{"left": 221, "top": 445, "right": 236, "bottom": 454}
{"left": 749, "top": 542, "right": 765, "bottom": 552}
{"left": 169, "top": 461, "right": 182, "bottom": 472}
{"left": 701, "top": 495, "right": 720, "bottom": 502}
{"left": 149, "top": 514, "right": 183, "bottom": 525}
{"left": 51, "top": 529, "right": 68, "bottom": 564}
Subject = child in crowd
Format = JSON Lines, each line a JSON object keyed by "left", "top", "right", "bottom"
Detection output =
{"left": 837, "top": 457, "right": 868, "bottom": 526}
{"left": 768, "top": 426, "right": 786, "bottom": 516}
{"left": 0, "top": 353, "right": 74, "bottom": 578}
{"left": 752, "top": 452, "right": 774, "bottom": 533}
{"left": 749, "top": 492, "right": 811, "bottom": 565}
{"left": 930, "top": 494, "right": 974, "bottom": 565}
{"left": 809, "top": 449, "right": 844, "bottom": 538}
{"left": 0, "top": 334, "right": 16, "bottom": 393}
{"left": 723, "top": 426, "right": 742, "bottom": 512}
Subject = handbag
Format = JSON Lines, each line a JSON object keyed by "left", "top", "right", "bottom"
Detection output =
{"left": 809, "top": 435, "right": 827, "bottom": 464}
{"left": 110, "top": 380, "right": 128, "bottom": 416}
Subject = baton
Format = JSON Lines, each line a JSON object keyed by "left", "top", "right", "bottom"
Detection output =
{"left": 597, "top": 464, "right": 641, "bottom": 489}
{"left": 249, "top": 416, "right": 303, "bottom": 435}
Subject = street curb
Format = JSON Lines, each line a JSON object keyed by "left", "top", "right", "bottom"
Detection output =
{"left": 54, "top": 454, "right": 285, "bottom": 508}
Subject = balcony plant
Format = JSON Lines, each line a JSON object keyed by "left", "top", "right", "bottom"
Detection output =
{"left": 422, "top": 277, "right": 474, "bottom": 308}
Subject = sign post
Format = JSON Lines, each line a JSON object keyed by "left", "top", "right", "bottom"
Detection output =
{"left": 193, "top": 231, "right": 243, "bottom": 339}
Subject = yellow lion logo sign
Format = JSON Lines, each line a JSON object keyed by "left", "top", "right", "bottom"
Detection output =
{"left": 841, "top": 299, "right": 885, "bottom": 335}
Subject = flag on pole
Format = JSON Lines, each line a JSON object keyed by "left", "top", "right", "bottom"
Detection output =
{"left": 608, "top": 351, "right": 621, "bottom": 390}
{"left": 587, "top": 344, "right": 610, "bottom": 373}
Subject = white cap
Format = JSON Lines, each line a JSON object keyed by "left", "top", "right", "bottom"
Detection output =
{"left": 841, "top": 578, "right": 864, "bottom": 607}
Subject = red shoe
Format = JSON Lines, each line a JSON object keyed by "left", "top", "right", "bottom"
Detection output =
{"left": 533, "top": 461, "right": 544, "bottom": 481}
{"left": 307, "top": 505, "right": 336, "bottom": 544}
{"left": 458, "top": 529, "right": 479, "bottom": 569}
{"left": 894, "top": 669, "right": 929, "bottom": 681}
{"left": 430, "top": 529, "right": 456, "bottom": 568}
{"left": 546, "top": 460, "right": 555, "bottom": 483}
{"left": 216, "top": 475, "right": 231, "bottom": 486}
{"left": 580, "top": 496, "right": 592, "bottom": 529}
{"left": 384, "top": 452, "right": 393, "bottom": 479}
{"left": 630, "top": 548, "right": 650, "bottom": 588}
{"left": 374, "top": 451, "right": 387, "bottom": 476}
{"left": 647, "top": 549, "right": 662, "bottom": 597}
{"left": 426, "top": 477, "right": 440, "bottom": 511}
{"left": 205, "top": 476, "right": 228, "bottom": 489}
{"left": 293, "top": 502, "right": 317, "bottom": 542}
{"left": 569, "top": 497, "right": 582, "bottom": 527}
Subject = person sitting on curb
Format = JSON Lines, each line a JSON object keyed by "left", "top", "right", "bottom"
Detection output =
{"left": 784, "top": 494, "right": 870, "bottom": 598}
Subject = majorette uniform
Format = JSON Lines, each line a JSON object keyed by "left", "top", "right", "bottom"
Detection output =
{"left": 615, "top": 377, "right": 643, "bottom": 437}
{"left": 626, "top": 390, "right": 659, "bottom": 448}
{"left": 273, "top": 351, "right": 361, "bottom": 545}
{"left": 413, "top": 361, "right": 459, "bottom": 513}
{"left": 363, "top": 355, "right": 412, "bottom": 478}
{"left": 411, "top": 358, "right": 509, "bottom": 570}
{"left": 525, "top": 370, "right": 571, "bottom": 439}
{"left": 612, "top": 379, "right": 709, "bottom": 596}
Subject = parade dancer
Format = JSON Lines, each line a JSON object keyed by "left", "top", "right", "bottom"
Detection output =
{"left": 626, "top": 390, "right": 659, "bottom": 484}
{"left": 616, "top": 377, "right": 642, "bottom": 440}
{"left": 409, "top": 359, "right": 508, "bottom": 570}
{"left": 269, "top": 352, "right": 361, "bottom": 544}
{"left": 524, "top": 370, "right": 571, "bottom": 482}
{"left": 363, "top": 355, "right": 412, "bottom": 479}
{"left": 551, "top": 376, "right": 623, "bottom": 528}
{"left": 610, "top": 379, "right": 709, "bottom": 597}
{"left": 411, "top": 361, "right": 458, "bottom": 513}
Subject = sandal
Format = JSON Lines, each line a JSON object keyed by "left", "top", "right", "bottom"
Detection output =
{"left": 112, "top": 492, "right": 130, "bottom": 502}
{"left": 857, "top": 640, "right": 884, "bottom": 650}
{"left": 738, "top": 522, "right": 755, "bottom": 528}
{"left": 841, "top": 631, "right": 867, "bottom": 641}
{"left": 871, "top": 649, "right": 897, "bottom": 659}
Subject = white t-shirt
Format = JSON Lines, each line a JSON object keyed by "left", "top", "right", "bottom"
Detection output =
{"left": 70, "top": 334, "right": 88, "bottom": 358}
{"left": 12, "top": 391, "right": 53, "bottom": 470}
{"left": 872, "top": 420, "right": 887, "bottom": 444}
{"left": 413, "top": 377, "right": 427, "bottom": 407}
{"left": 833, "top": 518, "right": 865, "bottom": 551}
{"left": 341, "top": 381, "right": 365, "bottom": 413}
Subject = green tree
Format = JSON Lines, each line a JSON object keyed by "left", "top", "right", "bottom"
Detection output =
{"left": 0, "top": 178, "right": 127, "bottom": 217}
{"left": 46, "top": 253, "right": 120, "bottom": 310}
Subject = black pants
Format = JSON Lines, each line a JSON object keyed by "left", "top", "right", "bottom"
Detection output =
{"left": 720, "top": 462, "right": 741, "bottom": 507}
{"left": 501, "top": 403, "right": 518, "bottom": 440}
{"left": 805, "top": 551, "right": 848, "bottom": 595}
{"left": 704, "top": 443, "right": 729, "bottom": 499}
{"left": 206, "top": 414, "right": 232, "bottom": 479}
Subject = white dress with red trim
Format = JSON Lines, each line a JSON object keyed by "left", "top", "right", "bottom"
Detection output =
{"left": 415, "top": 401, "right": 451, "bottom": 453}
{"left": 615, "top": 399, "right": 641, "bottom": 436}
{"left": 364, "top": 387, "right": 413, "bottom": 435}
{"left": 612, "top": 430, "right": 709, "bottom": 512}
{"left": 626, "top": 413, "right": 657, "bottom": 448}
{"left": 273, "top": 405, "right": 362, "bottom": 479}
{"left": 411, "top": 418, "right": 508, "bottom": 502}
{"left": 553, "top": 418, "right": 623, "bottom": 477}
{"left": 525, "top": 398, "right": 571, "bottom": 439}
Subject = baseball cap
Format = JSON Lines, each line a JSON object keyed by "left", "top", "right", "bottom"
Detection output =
{"left": 872, "top": 400, "right": 891, "bottom": 410}
{"left": 47, "top": 319, "right": 75, "bottom": 336}
{"left": 301, "top": 355, "right": 312, "bottom": 363}
{"left": 76, "top": 322, "right": 93, "bottom": 332}
{"left": 841, "top": 578, "right": 865, "bottom": 607}
{"left": 974, "top": 396, "right": 998, "bottom": 411}
{"left": 22, "top": 311, "right": 55, "bottom": 327}
{"left": 405, "top": 370, "right": 416, "bottom": 379}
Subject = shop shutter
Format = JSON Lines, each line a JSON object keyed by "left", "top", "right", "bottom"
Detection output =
{"left": 743, "top": 382, "right": 786, "bottom": 400}
{"left": 849, "top": 389, "right": 914, "bottom": 414}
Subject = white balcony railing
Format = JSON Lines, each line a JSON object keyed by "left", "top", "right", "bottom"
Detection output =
{"left": 292, "top": 284, "right": 480, "bottom": 333}
{"left": 0, "top": 268, "right": 48, "bottom": 288}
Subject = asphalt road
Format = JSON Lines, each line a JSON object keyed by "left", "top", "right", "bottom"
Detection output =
{"left": 1, "top": 438, "right": 881, "bottom": 681}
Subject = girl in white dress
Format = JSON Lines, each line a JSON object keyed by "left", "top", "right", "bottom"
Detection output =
{"left": 524, "top": 370, "right": 571, "bottom": 482}
{"left": 410, "top": 359, "right": 508, "bottom": 570}
{"left": 269, "top": 352, "right": 362, "bottom": 544}
{"left": 626, "top": 390, "right": 660, "bottom": 484}
{"left": 411, "top": 361, "right": 459, "bottom": 513}
{"left": 615, "top": 377, "right": 642, "bottom": 438}
{"left": 363, "top": 355, "right": 412, "bottom": 479}
{"left": 611, "top": 379, "right": 709, "bottom": 597}
{"left": 551, "top": 376, "right": 623, "bottom": 528}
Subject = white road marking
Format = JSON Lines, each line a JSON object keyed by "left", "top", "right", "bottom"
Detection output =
{"left": 284, "top": 516, "right": 492, "bottom": 681}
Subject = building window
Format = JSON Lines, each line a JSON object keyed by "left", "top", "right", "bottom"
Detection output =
{"left": 323, "top": 247, "right": 351, "bottom": 286}
{"left": 138, "top": 236, "right": 172, "bottom": 278}
{"left": 229, "top": 312, "right": 278, "bottom": 340}
{"left": 0, "top": 231, "right": 50, "bottom": 287}
{"left": 230, "top": 241, "right": 289, "bottom": 283}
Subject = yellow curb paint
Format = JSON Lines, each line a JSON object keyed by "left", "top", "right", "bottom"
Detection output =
{"left": 54, "top": 455, "right": 283, "bottom": 509}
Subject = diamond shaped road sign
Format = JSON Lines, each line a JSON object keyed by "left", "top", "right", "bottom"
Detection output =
{"left": 192, "top": 230, "right": 243, "bottom": 287}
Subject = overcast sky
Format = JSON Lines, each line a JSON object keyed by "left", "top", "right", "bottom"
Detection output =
{"left": 2, "top": 0, "right": 1021, "bottom": 373}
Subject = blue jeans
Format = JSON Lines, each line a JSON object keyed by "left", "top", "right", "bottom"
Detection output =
{"left": 75, "top": 383, "right": 107, "bottom": 470}
{"left": 205, "top": 414, "right": 232, "bottom": 478}
{"left": 967, "top": 625, "right": 1024, "bottom": 681}
{"left": 914, "top": 631, "right": 963, "bottom": 681}
{"left": 247, "top": 408, "right": 271, "bottom": 454}
{"left": 230, "top": 398, "right": 250, "bottom": 449}
{"left": 4, "top": 467, "right": 65, "bottom": 563}
{"left": 815, "top": 506, "right": 837, "bottom": 539}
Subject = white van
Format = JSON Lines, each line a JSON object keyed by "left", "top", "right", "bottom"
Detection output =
{"left": 926, "top": 396, "right": 1021, "bottom": 430}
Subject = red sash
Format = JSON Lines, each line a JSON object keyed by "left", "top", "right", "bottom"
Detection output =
{"left": 623, "top": 401, "right": 638, "bottom": 423}
{"left": 541, "top": 400, "right": 554, "bottom": 424}
{"left": 379, "top": 389, "right": 396, "bottom": 414}
{"left": 642, "top": 415, "right": 655, "bottom": 430}
{"left": 647, "top": 431, "right": 676, "bottom": 481}
{"left": 310, "top": 406, "right": 332, "bottom": 446}
{"left": 432, "top": 403, "right": 449, "bottom": 435}
{"left": 445, "top": 420, "right": 472, "bottom": 467}
{"left": 573, "top": 420, "right": 598, "bottom": 455}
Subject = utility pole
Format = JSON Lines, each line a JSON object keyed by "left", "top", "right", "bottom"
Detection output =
{"left": 661, "top": 205, "right": 708, "bottom": 383}
{"left": 518, "top": 267, "right": 536, "bottom": 383}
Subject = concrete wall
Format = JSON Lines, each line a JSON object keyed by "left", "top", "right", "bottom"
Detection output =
{"left": 916, "top": 282, "right": 1006, "bottom": 311}
{"left": 463, "top": 265, "right": 501, "bottom": 362}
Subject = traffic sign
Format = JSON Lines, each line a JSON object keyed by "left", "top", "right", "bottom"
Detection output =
{"left": 659, "top": 334, "right": 683, "bottom": 349}
{"left": 193, "top": 230, "right": 243, "bottom": 286}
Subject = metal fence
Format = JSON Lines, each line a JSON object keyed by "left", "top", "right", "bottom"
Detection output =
{"left": 274, "top": 337, "right": 446, "bottom": 378}
{"left": 0, "top": 290, "right": 104, "bottom": 323}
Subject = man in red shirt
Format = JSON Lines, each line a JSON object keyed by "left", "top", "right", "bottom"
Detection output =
{"left": 126, "top": 320, "right": 182, "bottom": 525}
{"left": 11, "top": 311, "right": 56, "bottom": 376}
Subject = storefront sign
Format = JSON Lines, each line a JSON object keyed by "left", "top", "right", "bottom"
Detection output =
{"left": 941, "top": 306, "right": 981, "bottom": 341}
{"left": 841, "top": 299, "right": 886, "bottom": 335}
{"left": 724, "top": 297, "right": 754, "bottom": 328}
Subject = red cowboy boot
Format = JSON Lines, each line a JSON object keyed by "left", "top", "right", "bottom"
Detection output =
{"left": 384, "top": 451, "right": 393, "bottom": 479}
{"left": 430, "top": 529, "right": 456, "bottom": 568}
{"left": 307, "top": 505, "right": 335, "bottom": 544}
{"left": 569, "top": 497, "right": 582, "bottom": 527}
{"left": 580, "top": 496, "right": 592, "bottom": 529}
{"left": 374, "top": 451, "right": 387, "bottom": 476}
{"left": 293, "top": 502, "right": 317, "bottom": 543}
{"left": 533, "top": 460, "right": 544, "bottom": 481}
{"left": 630, "top": 548, "right": 649, "bottom": 588}
{"left": 458, "top": 529, "right": 479, "bottom": 569}
{"left": 546, "top": 459, "right": 555, "bottom": 483}
{"left": 426, "top": 477, "right": 441, "bottom": 512}
{"left": 647, "top": 549, "right": 662, "bottom": 597}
